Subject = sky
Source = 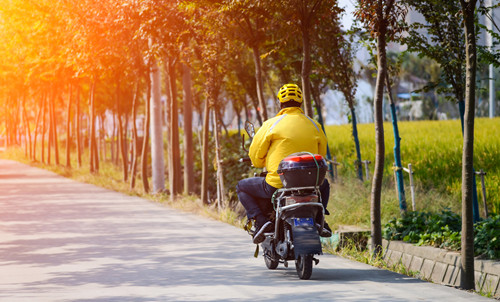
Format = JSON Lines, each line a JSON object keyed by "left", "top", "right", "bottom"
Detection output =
{"left": 338, "top": 0, "right": 356, "bottom": 30}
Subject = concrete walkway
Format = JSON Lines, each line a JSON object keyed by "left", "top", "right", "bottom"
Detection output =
{"left": 0, "top": 159, "right": 493, "bottom": 301}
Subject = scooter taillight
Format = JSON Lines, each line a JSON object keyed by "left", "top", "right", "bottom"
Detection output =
{"left": 285, "top": 195, "right": 318, "bottom": 206}
{"left": 283, "top": 154, "right": 324, "bottom": 162}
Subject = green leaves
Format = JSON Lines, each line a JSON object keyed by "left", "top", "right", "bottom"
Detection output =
{"left": 383, "top": 211, "right": 500, "bottom": 260}
{"left": 474, "top": 215, "right": 500, "bottom": 259}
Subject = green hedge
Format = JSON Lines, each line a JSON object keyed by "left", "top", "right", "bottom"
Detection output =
{"left": 383, "top": 211, "right": 500, "bottom": 260}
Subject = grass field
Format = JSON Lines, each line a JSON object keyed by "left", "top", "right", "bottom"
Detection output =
{"left": 324, "top": 117, "right": 500, "bottom": 217}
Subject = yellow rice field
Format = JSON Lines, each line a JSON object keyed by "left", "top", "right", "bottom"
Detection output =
{"left": 325, "top": 117, "right": 500, "bottom": 214}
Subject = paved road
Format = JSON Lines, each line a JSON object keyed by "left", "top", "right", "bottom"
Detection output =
{"left": 0, "top": 159, "right": 493, "bottom": 301}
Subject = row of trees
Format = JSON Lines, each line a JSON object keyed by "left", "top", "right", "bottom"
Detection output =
{"left": 1, "top": 0, "right": 498, "bottom": 291}
{"left": 355, "top": 0, "right": 499, "bottom": 291}
{"left": 0, "top": 0, "right": 358, "bottom": 196}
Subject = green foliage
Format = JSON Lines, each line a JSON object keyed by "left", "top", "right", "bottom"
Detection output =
{"left": 474, "top": 215, "right": 500, "bottom": 259}
{"left": 383, "top": 210, "right": 461, "bottom": 250}
{"left": 383, "top": 211, "right": 500, "bottom": 260}
{"left": 191, "top": 130, "right": 251, "bottom": 205}
{"left": 400, "top": 0, "right": 466, "bottom": 102}
{"left": 220, "top": 132, "right": 256, "bottom": 204}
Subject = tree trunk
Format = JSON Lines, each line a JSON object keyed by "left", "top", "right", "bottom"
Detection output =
{"left": 13, "top": 94, "right": 20, "bottom": 146}
{"left": 41, "top": 91, "right": 47, "bottom": 164}
{"left": 201, "top": 99, "right": 210, "bottom": 205}
{"left": 51, "top": 88, "right": 59, "bottom": 165}
{"left": 124, "top": 114, "right": 129, "bottom": 164}
{"left": 66, "top": 85, "right": 73, "bottom": 168}
{"left": 111, "top": 112, "right": 116, "bottom": 164}
{"left": 98, "top": 115, "right": 104, "bottom": 161}
{"left": 76, "top": 86, "right": 82, "bottom": 168}
{"left": 459, "top": 0, "right": 477, "bottom": 290}
{"left": 114, "top": 116, "right": 120, "bottom": 165}
{"left": 386, "top": 73, "right": 407, "bottom": 213}
{"left": 182, "top": 63, "right": 195, "bottom": 195}
{"left": 252, "top": 45, "right": 268, "bottom": 121}
{"left": 48, "top": 90, "right": 53, "bottom": 165}
{"left": 167, "top": 59, "right": 181, "bottom": 198}
{"left": 89, "top": 81, "right": 98, "bottom": 173}
{"left": 350, "top": 106, "right": 363, "bottom": 181}
{"left": 130, "top": 82, "right": 139, "bottom": 190}
{"left": 311, "top": 85, "right": 334, "bottom": 179}
{"left": 22, "top": 94, "right": 32, "bottom": 160}
{"left": 301, "top": 26, "right": 314, "bottom": 118}
{"left": 249, "top": 94, "right": 263, "bottom": 126}
{"left": 118, "top": 111, "right": 128, "bottom": 182}
{"left": 370, "top": 23, "right": 387, "bottom": 257}
{"left": 150, "top": 61, "right": 165, "bottom": 193}
{"left": 116, "top": 81, "right": 129, "bottom": 182}
{"left": 141, "top": 73, "right": 151, "bottom": 193}
{"left": 458, "top": 101, "right": 480, "bottom": 222}
{"left": 213, "top": 109, "right": 225, "bottom": 210}
{"left": 32, "top": 94, "right": 43, "bottom": 162}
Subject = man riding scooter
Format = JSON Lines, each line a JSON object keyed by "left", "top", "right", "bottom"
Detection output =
{"left": 236, "top": 83, "right": 332, "bottom": 244}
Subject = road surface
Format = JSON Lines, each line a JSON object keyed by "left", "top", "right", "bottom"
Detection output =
{"left": 0, "top": 159, "right": 493, "bottom": 301}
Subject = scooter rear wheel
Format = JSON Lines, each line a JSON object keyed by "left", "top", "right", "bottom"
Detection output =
{"left": 295, "top": 254, "right": 313, "bottom": 279}
{"left": 264, "top": 249, "right": 279, "bottom": 269}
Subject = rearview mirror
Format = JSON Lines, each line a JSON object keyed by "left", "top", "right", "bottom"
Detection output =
{"left": 244, "top": 120, "right": 255, "bottom": 139}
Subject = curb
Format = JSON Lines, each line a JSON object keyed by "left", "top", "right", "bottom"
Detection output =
{"left": 382, "top": 239, "right": 500, "bottom": 297}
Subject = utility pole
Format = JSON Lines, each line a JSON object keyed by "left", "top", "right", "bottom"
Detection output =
{"left": 486, "top": 0, "right": 496, "bottom": 118}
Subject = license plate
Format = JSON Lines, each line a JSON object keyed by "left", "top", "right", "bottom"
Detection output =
{"left": 294, "top": 217, "right": 314, "bottom": 227}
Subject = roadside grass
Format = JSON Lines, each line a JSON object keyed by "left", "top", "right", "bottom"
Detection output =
{"left": 325, "top": 175, "right": 458, "bottom": 231}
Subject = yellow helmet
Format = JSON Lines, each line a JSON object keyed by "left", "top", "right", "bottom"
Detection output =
{"left": 277, "top": 84, "right": 303, "bottom": 103}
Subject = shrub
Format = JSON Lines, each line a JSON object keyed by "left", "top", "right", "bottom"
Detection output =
{"left": 383, "top": 211, "right": 500, "bottom": 259}
{"left": 191, "top": 130, "right": 254, "bottom": 206}
{"left": 383, "top": 210, "right": 462, "bottom": 252}
{"left": 474, "top": 215, "right": 500, "bottom": 259}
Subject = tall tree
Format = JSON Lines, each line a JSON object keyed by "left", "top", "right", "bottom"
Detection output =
{"left": 355, "top": 0, "right": 406, "bottom": 256}
{"left": 129, "top": 81, "right": 140, "bottom": 190}
{"left": 166, "top": 58, "right": 182, "bottom": 198}
{"left": 182, "top": 63, "right": 195, "bottom": 195}
{"left": 277, "top": 0, "right": 329, "bottom": 117}
{"left": 313, "top": 5, "right": 362, "bottom": 180}
{"left": 89, "top": 80, "right": 99, "bottom": 173}
{"left": 66, "top": 85, "right": 73, "bottom": 168}
{"left": 459, "top": 0, "right": 477, "bottom": 291}
{"left": 222, "top": 0, "right": 276, "bottom": 121}
{"left": 75, "top": 86, "right": 82, "bottom": 168}
{"left": 141, "top": 73, "right": 152, "bottom": 194}
{"left": 187, "top": 0, "right": 229, "bottom": 205}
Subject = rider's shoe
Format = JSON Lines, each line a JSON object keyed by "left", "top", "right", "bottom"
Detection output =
{"left": 317, "top": 222, "right": 332, "bottom": 237}
{"left": 253, "top": 221, "right": 273, "bottom": 244}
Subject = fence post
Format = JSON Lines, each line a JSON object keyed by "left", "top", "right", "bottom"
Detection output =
{"left": 475, "top": 169, "right": 488, "bottom": 218}
{"left": 393, "top": 163, "right": 398, "bottom": 193}
{"left": 403, "top": 163, "right": 416, "bottom": 211}
{"left": 361, "top": 160, "right": 371, "bottom": 181}
{"left": 332, "top": 156, "right": 340, "bottom": 182}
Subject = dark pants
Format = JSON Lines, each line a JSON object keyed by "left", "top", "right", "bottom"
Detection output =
{"left": 236, "top": 177, "right": 330, "bottom": 221}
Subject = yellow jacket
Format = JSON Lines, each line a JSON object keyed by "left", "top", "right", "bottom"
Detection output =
{"left": 249, "top": 107, "right": 328, "bottom": 188}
